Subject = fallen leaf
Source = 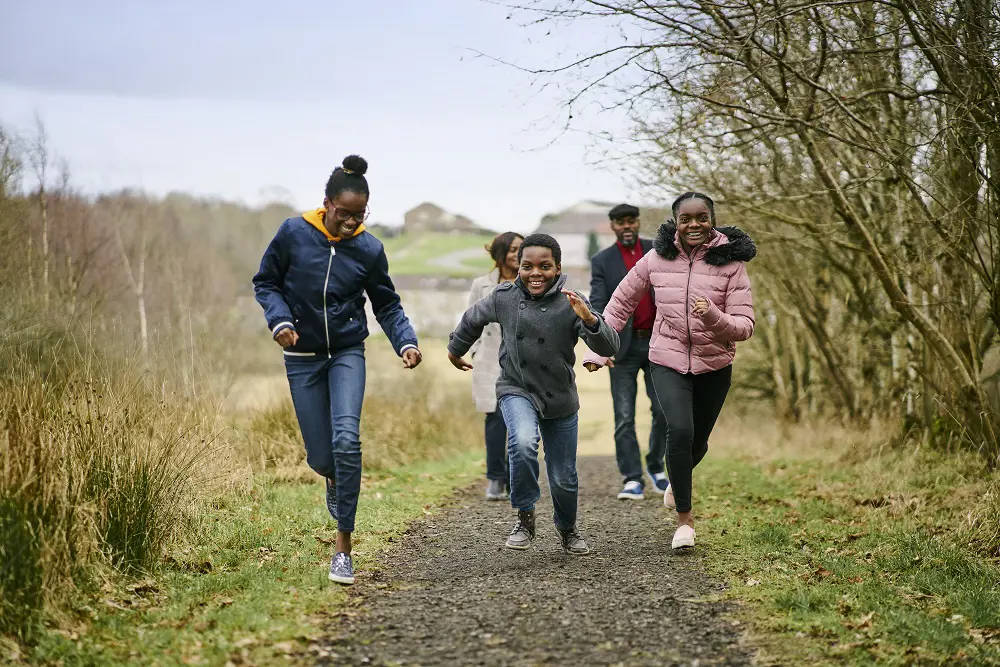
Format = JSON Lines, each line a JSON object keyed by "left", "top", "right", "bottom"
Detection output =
{"left": 746, "top": 578, "right": 761, "bottom": 587}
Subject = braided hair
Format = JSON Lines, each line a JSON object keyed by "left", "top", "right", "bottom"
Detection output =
{"left": 671, "top": 192, "right": 716, "bottom": 225}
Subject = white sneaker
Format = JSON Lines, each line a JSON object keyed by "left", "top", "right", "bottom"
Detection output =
{"left": 672, "top": 524, "right": 696, "bottom": 549}
{"left": 616, "top": 480, "right": 645, "bottom": 500}
{"left": 663, "top": 487, "right": 676, "bottom": 510}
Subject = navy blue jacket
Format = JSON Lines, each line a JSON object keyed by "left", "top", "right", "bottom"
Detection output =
{"left": 589, "top": 237, "right": 654, "bottom": 356}
{"left": 253, "top": 210, "right": 418, "bottom": 359}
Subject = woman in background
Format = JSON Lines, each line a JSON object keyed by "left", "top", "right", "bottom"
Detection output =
{"left": 466, "top": 231, "right": 523, "bottom": 500}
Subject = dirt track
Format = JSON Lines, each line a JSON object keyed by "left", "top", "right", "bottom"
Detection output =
{"left": 320, "top": 455, "right": 752, "bottom": 667}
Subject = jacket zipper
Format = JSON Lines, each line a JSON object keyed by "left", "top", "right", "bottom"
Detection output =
{"left": 685, "top": 252, "right": 694, "bottom": 373}
{"left": 323, "top": 246, "right": 335, "bottom": 359}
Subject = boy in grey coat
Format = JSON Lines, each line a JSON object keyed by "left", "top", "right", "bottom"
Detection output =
{"left": 448, "top": 234, "right": 619, "bottom": 554}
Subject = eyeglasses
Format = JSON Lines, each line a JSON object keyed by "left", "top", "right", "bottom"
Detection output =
{"left": 330, "top": 206, "right": 370, "bottom": 223}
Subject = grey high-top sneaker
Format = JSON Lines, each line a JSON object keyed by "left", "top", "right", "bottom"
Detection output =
{"left": 557, "top": 526, "right": 590, "bottom": 555}
{"left": 485, "top": 479, "right": 508, "bottom": 501}
{"left": 326, "top": 477, "right": 338, "bottom": 521}
{"left": 505, "top": 509, "right": 536, "bottom": 550}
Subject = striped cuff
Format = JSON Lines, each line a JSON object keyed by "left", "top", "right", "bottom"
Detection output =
{"left": 271, "top": 321, "right": 294, "bottom": 338}
{"left": 400, "top": 343, "right": 418, "bottom": 355}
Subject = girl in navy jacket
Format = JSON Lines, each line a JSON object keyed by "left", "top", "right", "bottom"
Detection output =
{"left": 253, "top": 155, "right": 422, "bottom": 585}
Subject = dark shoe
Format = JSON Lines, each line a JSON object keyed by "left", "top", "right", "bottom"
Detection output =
{"left": 506, "top": 509, "right": 536, "bottom": 550}
{"left": 485, "top": 479, "right": 508, "bottom": 501}
{"left": 328, "top": 552, "right": 355, "bottom": 585}
{"left": 558, "top": 526, "right": 590, "bottom": 555}
{"left": 325, "top": 478, "right": 338, "bottom": 521}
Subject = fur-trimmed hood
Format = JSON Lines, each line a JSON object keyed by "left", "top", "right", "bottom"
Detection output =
{"left": 653, "top": 224, "right": 757, "bottom": 265}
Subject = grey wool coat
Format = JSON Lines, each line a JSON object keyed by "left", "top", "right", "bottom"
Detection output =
{"left": 448, "top": 274, "right": 620, "bottom": 419}
{"left": 467, "top": 271, "right": 504, "bottom": 413}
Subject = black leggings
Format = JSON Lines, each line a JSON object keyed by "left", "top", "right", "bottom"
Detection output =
{"left": 649, "top": 364, "right": 732, "bottom": 513}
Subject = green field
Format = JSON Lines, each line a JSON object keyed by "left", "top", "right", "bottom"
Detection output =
{"left": 380, "top": 231, "right": 495, "bottom": 277}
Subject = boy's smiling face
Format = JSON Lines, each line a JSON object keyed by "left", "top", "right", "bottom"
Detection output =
{"left": 519, "top": 246, "right": 560, "bottom": 295}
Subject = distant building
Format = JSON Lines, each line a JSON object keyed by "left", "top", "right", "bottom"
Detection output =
{"left": 533, "top": 200, "right": 619, "bottom": 269}
{"left": 403, "top": 202, "right": 489, "bottom": 235}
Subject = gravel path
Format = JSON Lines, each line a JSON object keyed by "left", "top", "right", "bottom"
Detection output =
{"left": 320, "top": 456, "right": 753, "bottom": 666}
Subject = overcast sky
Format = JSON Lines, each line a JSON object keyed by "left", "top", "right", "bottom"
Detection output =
{"left": 0, "top": 1, "right": 650, "bottom": 233}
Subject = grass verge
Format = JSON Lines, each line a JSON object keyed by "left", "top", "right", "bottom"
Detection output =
{"left": 18, "top": 451, "right": 482, "bottom": 666}
{"left": 699, "top": 411, "right": 1000, "bottom": 666}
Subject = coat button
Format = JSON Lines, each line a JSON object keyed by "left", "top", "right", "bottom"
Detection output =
{"left": 541, "top": 365, "right": 549, "bottom": 371}
{"left": 519, "top": 303, "right": 526, "bottom": 309}
{"left": 545, "top": 392, "right": 553, "bottom": 398}
{"left": 520, "top": 361, "right": 526, "bottom": 368}
{"left": 517, "top": 333, "right": 524, "bottom": 340}
{"left": 541, "top": 307, "right": 547, "bottom": 312}
{"left": 538, "top": 337, "right": 545, "bottom": 343}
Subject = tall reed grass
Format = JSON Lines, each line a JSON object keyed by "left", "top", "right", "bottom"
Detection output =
{"left": 0, "top": 329, "right": 222, "bottom": 642}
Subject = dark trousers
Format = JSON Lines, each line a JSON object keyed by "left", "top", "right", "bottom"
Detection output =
{"left": 649, "top": 363, "right": 732, "bottom": 513}
{"left": 484, "top": 410, "right": 509, "bottom": 484}
{"left": 609, "top": 335, "right": 667, "bottom": 485}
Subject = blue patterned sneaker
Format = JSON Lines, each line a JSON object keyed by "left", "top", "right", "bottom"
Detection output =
{"left": 616, "top": 480, "right": 645, "bottom": 500}
{"left": 328, "top": 552, "right": 355, "bottom": 585}
{"left": 646, "top": 468, "right": 670, "bottom": 495}
{"left": 325, "top": 478, "right": 338, "bottom": 521}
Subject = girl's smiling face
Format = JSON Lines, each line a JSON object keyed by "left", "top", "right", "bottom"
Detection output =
{"left": 324, "top": 191, "right": 369, "bottom": 238}
{"left": 518, "top": 245, "right": 560, "bottom": 295}
{"left": 675, "top": 198, "right": 714, "bottom": 250}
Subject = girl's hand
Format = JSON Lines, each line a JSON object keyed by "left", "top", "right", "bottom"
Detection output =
{"left": 274, "top": 328, "right": 299, "bottom": 348}
{"left": 562, "top": 289, "right": 598, "bottom": 326}
{"left": 402, "top": 348, "right": 422, "bottom": 369}
{"left": 448, "top": 352, "right": 473, "bottom": 371}
{"left": 693, "top": 297, "right": 712, "bottom": 316}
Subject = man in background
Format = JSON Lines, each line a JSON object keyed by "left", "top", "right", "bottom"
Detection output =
{"left": 587, "top": 204, "right": 668, "bottom": 500}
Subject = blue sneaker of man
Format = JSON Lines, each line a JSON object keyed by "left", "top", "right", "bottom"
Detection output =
{"left": 328, "top": 552, "right": 355, "bottom": 585}
{"left": 616, "top": 480, "right": 645, "bottom": 500}
{"left": 646, "top": 468, "right": 670, "bottom": 495}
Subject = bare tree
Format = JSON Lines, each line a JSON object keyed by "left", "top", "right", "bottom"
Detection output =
{"left": 501, "top": 0, "right": 999, "bottom": 455}
{"left": 23, "top": 115, "right": 52, "bottom": 307}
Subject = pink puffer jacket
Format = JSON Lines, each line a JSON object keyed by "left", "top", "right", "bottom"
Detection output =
{"left": 584, "top": 224, "right": 756, "bottom": 374}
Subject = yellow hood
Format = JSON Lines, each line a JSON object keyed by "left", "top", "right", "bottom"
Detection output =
{"left": 302, "top": 208, "right": 366, "bottom": 242}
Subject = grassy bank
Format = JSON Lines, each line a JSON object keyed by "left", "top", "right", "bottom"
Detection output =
{"left": 380, "top": 231, "right": 493, "bottom": 277}
{"left": 19, "top": 452, "right": 482, "bottom": 666}
{"left": 699, "top": 412, "right": 1000, "bottom": 666}
{"left": 2, "top": 333, "right": 482, "bottom": 663}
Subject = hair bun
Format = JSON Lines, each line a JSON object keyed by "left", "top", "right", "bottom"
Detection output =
{"left": 341, "top": 155, "right": 368, "bottom": 176}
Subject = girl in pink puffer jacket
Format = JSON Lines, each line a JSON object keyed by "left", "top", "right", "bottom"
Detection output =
{"left": 583, "top": 192, "right": 756, "bottom": 550}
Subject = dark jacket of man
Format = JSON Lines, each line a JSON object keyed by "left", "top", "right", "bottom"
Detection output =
{"left": 588, "top": 238, "right": 655, "bottom": 353}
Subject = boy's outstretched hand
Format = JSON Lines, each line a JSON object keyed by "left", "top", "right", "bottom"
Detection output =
{"left": 448, "top": 352, "right": 473, "bottom": 371}
{"left": 402, "top": 348, "right": 422, "bottom": 369}
{"left": 562, "top": 289, "right": 598, "bottom": 326}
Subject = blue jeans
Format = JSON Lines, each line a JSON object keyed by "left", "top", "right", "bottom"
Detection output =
{"left": 499, "top": 395, "right": 579, "bottom": 530}
{"left": 609, "top": 335, "right": 667, "bottom": 486}
{"left": 484, "top": 411, "right": 509, "bottom": 483}
{"left": 284, "top": 345, "right": 366, "bottom": 532}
